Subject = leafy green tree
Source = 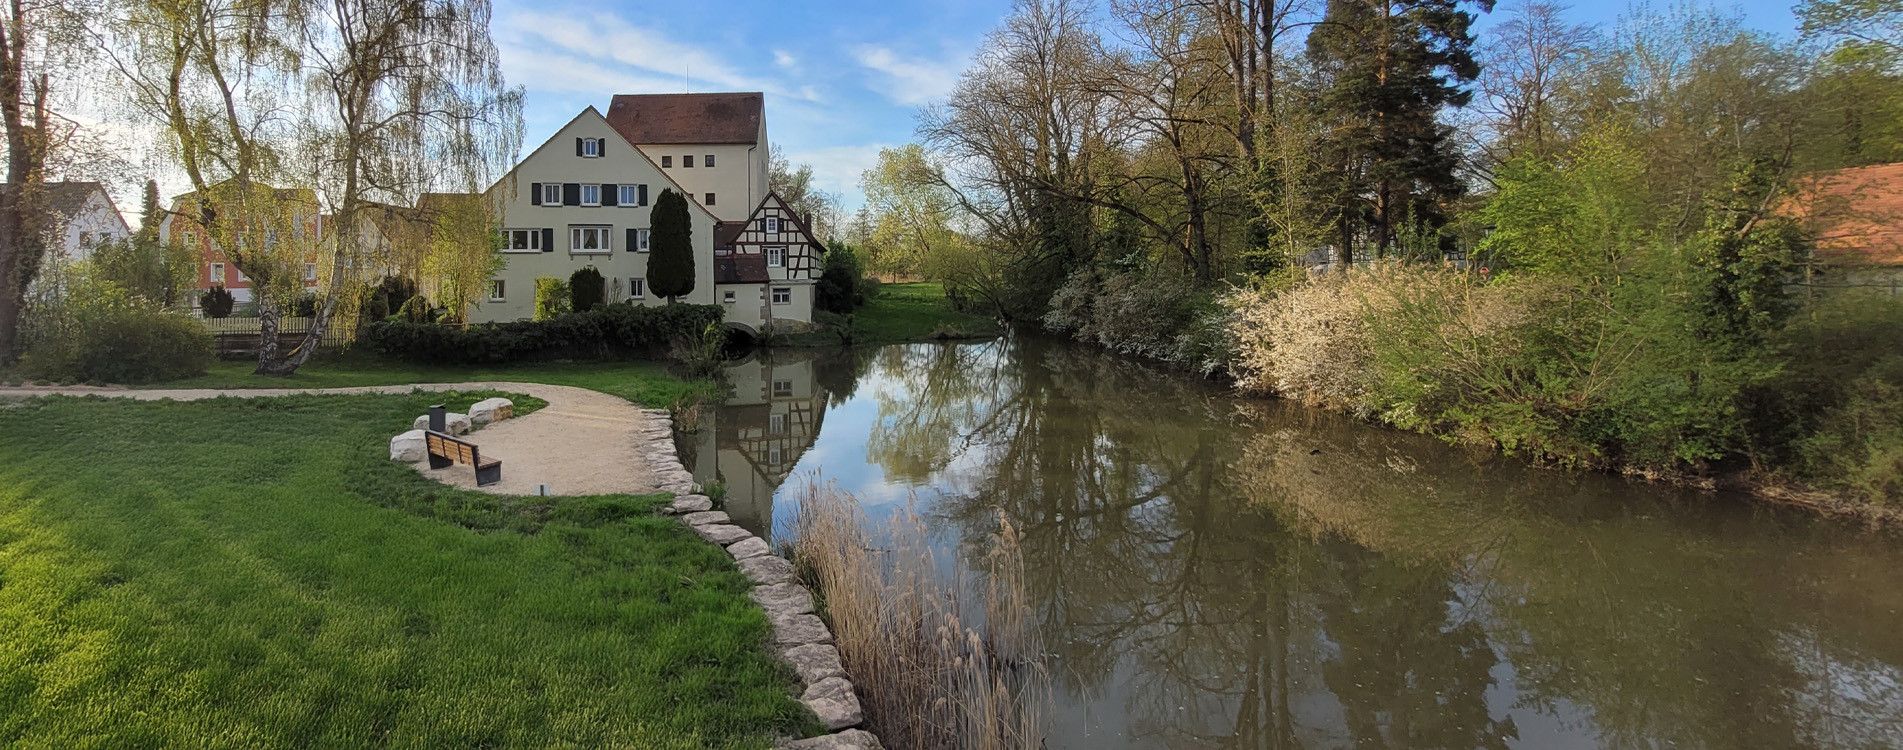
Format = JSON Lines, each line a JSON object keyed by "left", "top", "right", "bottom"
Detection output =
{"left": 200, "top": 286, "right": 235, "bottom": 318}
{"left": 533, "top": 276, "right": 570, "bottom": 321}
{"left": 648, "top": 189, "right": 695, "bottom": 302}
{"left": 1306, "top": 0, "right": 1490, "bottom": 256}
{"left": 569, "top": 265, "right": 605, "bottom": 311}
{"left": 816, "top": 242, "right": 862, "bottom": 314}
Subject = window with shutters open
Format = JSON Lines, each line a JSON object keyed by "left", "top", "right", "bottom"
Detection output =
{"left": 503, "top": 228, "right": 541, "bottom": 252}
{"left": 580, "top": 184, "right": 600, "bottom": 206}
{"left": 581, "top": 138, "right": 601, "bottom": 157}
{"left": 767, "top": 246, "right": 786, "bottom": 268}
{"left": 618, "top": 185, "right": 639, "bottom": 206}
{"left": 638, "top": 228, "right": 650, "bottom": 252}
{"left": 765, "top": 217, "right": 779, "bottom": 233}
{"left": 540, "top": 183, "right": 561, "bottom": 205}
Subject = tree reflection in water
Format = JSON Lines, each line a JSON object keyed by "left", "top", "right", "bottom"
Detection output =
{"left": 693, "top": 334, "right": 1903, "bottom": 749}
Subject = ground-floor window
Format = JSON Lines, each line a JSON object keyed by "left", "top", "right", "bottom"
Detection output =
{"left": 488, "top": 279, "right": 505, "bottom": 302}
{"left": 772, "top": 287, "right": 791, "bottom": 304}
{"left": 628, "top": 277, "right": 645, "bottom": 299}
{"left": 304, "top": 263, "right": 317, "bottom": 282}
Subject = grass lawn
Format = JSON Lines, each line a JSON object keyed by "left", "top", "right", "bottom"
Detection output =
{"left": 146, "top": 356, "right": 719, "bottom": 409}
{"left": 0, "top": 390, "right": 818, "bottom": 748}
{"left": 783, "top": 282, "right": 1001, "bottom": 347}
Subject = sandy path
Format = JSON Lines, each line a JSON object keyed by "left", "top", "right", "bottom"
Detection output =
{"left": 0, "top": 381, "right": 689, "bottom": 497}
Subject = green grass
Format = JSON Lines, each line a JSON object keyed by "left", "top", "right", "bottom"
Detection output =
{"left": 0, "top": 391, "right": 819, "bottom": 748}
{"left": 780, "top": 282, "right": 1001, "bottom": 347}
{"left": 151, "top": 356, "right": 720, "bottom": 409}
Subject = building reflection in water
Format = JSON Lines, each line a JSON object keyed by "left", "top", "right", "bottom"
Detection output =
{"left": 682, "top": 348, "right": 833, "bottom": 537}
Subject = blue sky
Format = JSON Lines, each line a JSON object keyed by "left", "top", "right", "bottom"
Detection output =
{"left": 489, "top": 0, "right": 1806, "bottom": 208}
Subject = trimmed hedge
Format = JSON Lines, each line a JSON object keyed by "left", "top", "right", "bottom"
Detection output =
{"left": 361, "top": 302, "right": 723, "bottom": 365}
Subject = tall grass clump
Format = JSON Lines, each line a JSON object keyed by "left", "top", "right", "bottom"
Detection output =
{"left": 788, "top": 480, "right": 1048, "bottom": 749}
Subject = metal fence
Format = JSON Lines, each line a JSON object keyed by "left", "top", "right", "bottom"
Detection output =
{"left": 199, "top": 316, "right": 352, "bottom": 355}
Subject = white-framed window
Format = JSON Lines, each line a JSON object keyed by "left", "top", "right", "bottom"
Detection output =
{"left": 772, "top": 379, "right": 793, "bottom": 397}
{"left": 570, "top": 225, "right": 611, "bottom": 253}
{"left": 504, "top": 228, "right": 542, "bottom": 252}
{"left": 767, "top": 246, "right": 787, "bottom": 268}
{"left": 618, "top": 184, "right": 640, "bottom": 206}
{"left": 769, "top": 413, "right": 785, "bottom": 433}
{"left": 723, "top": 290, "right": 736, "bottom": 303}
{"left": 209, "top": 262, "right": 225, "bottom": 284}
{"left": 234, "top": 267, "right": 248, "bottom": 282}
{"left": 705, "top": 154, "right": 716, "bottom": 168}
{"left": 769, "top": 446, "right": 782, "bottom": 464}
{"left": 488, "top": 279, "right": 506, "bottom": 302}
{"left": 765, "top": 217, "right": 780, "bottom": 233}
{"left": 683, "top": 155, "right": 695, "bottom": 168}
{"left": 662, "top": 155, "right": 672, "bottom": 168}
{"left": 628, "top": 277, "right": 646, "bottom": 299}
{"left": 636, "top": 228, "right": 650, "bottom": 252}
{"left": 772, "top": 287, "right": 792, "bottom": 305}
{"left": 183, "top": 230, "right": 198, "bottom": 247}
{"left": 580, "top": 184, "right": 601, "bottom": 206}
{"left": 265, "top": 229, "right": 279, "bottom": 247}
{"left": 581, "top": 138, "right": 601, "bottom": 157}
{"left": 303, "top": 263, "right": 317, "bottom": 282}
{"left": 540, "top": 183, "right": 561, "bottom": 205}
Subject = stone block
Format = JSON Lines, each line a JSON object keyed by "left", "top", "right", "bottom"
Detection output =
{"left": 469, "top": 398, "right": 514, "bottom": 426}
{"left": 772, "top": 612, "right": 834, "bottom": 646}
{"left": 727, "top": 537, "right": 771, "bottom": 560}
{"left": 750, "top": 583, "right": 814, "bottom": 617}
{"left": 390, "top": 430, "right": 427, "bottom": 462}
{"left": 781, "top": 643, "right": 846, "bottom": 685}
{"left": 802, "top": 676, "right": 864, "bottom": 730}
{"left": 692, "top": 523, "right": 753, "bottom": 546}
{"left": 738, "top": 555, "right": 795, "bottom": 585}
{"left": 779, "top": 730, "right": 884, "bottom": 750}
{"left": 683, "top": 510, "right": 730, "bottom": 526}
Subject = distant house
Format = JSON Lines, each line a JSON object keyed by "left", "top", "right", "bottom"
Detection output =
{"left": 470, "top": 92, "right": 823, "bottom": 333}
{"left": 158, "top": 182, "right": 325, "bottom": 306}
{"left": 0, "top": 181, "right": 131, "bottom": 262}
{"left": 1784, "top": 162, "right": 1903, "bottom": 293}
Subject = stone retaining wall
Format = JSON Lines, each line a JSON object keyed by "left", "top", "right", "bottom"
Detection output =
{"left": 637, "top": 409, "right": 885, "bottom": 750}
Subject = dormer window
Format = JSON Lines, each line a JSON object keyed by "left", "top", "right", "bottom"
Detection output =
{"left": 579, "top": 137, "right": 602, "bottom": 157}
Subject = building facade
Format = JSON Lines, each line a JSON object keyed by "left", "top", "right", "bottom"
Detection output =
{"left": 160, "top": 184, "right": 325, "bottom": 306}
{"left": 472, "top": 93, "right": 823, "bottom": 331}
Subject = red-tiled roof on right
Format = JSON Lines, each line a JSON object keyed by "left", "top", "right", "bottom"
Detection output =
{"left": 605, "top": 93, "right": 763, "bottom": 146}
{"left": 1784, "top": 162, "right": 1903, "bottom": 267}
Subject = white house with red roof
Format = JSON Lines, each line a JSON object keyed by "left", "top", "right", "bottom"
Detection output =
{"left": 471, "top": 93, "right": 824, "bottom": 333}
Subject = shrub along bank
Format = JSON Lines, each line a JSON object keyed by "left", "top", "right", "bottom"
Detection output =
{"left": 361, "top": 302, "right": 722, "bottom": 365}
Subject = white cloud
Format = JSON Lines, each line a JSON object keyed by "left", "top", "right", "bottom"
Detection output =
{"left": 853, "top": 46, "right": 960, "bottom": 106}
{"left": 497, "top": 10, "right": 821, "bottom": 102}
{"left": 773, "top": 50, "right": 798, "bottom": 70}
{"left": 784, "top": 143, "right": 893, "bottom": 209}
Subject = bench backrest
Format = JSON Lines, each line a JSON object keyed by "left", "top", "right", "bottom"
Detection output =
{"left": 425, "top": 431, "right": 480, "bottom": 466}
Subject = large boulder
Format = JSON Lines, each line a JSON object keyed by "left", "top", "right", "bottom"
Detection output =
{"left": 411, "top": 412, "right": 473, "bottom": 436}
{"left": 469, "top": 398, "right": 514, "bottom": 427}
{"left": 390, "top": 430, "right": 427, "bottom": 462}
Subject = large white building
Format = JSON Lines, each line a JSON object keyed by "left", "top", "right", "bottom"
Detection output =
{"left": 3, "top": 182, "right": 131, "bottom": 262}
{"left": 472, "top": 93, "right": 825, "bottom": 334}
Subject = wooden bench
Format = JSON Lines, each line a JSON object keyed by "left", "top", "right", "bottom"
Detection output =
{"left": 426, "top": 430, "right": 502, "bottom": 487}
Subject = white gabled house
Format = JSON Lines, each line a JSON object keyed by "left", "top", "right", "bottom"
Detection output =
{"left": 472, "top": 92, "right": 824, "bottom": 335}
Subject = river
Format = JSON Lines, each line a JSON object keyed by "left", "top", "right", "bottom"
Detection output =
{"left": 678, "top": 335, "right": 1903, "bottom": 749}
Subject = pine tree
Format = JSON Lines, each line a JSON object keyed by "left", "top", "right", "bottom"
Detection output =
{"left": 1307, "top": 0, "right": 1490, "bottom": 258}
{"left": 137, "top": 180, "right": 163, "bottom": 246}
{"left": 648, "top": 189, "right": 696, "bottom": 303}
{"left": 569, "top": 265, "right": 605, "bottom": 311}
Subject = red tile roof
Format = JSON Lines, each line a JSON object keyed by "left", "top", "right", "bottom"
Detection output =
{"left": 715, "top": 254, "right": 769, "bottom": 284}
{"left": 605, "top": 93, "right": 763, "bottom": 146}
{"left": 1784, "top": 162, "right": 1903, "bottom": 267}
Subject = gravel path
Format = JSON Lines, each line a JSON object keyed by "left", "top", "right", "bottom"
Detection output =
{"left": 0, "top": 382, "right": 674, "bottom": 497}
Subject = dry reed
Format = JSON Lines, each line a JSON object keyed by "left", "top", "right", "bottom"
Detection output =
{"left": 787, "top": 479, "right": 1049, "bottom": 750}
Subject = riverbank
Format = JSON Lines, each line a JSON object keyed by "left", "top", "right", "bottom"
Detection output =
{"left": 0, "top": 388, "right": 820, "bottom": 747}
{"left": 773, "top": 283, "right": 1001, "bottom": 347}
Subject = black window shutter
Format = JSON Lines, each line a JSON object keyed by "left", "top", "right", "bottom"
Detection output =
{"left": 530, "top": 182, "right": 543, "bottom": 205}
{"left": 563, "top": 183, "right": 580, "bottom": 206}
{"left": 627, "top": 228, "right": 637, "bottom": 252}
{"left": 574, "top": 137, "right": 583, "bottom": 157}
{"left": 638, "top": 184, "right": 648, "bottom": 206}
{"left": 541, "top": 228, "right": 554, "bottom": 252}
{"left": 602, "top": 184, "right": 618, "bottom": 206}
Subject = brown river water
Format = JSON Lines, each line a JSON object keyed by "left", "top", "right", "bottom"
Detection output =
{"left": 680, "top": 335, "right": 1903, "bottom": 749}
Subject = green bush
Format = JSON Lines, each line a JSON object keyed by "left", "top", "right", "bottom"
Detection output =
{"left": 200, "top": 286, "right": 235, "bottom": 318}
{"left": 1044, "top": 268, "right": 1225, "bottom": 370}
{"left": 361, "top": 302, "right": 724, "bottom": 365}
{"left": 817, "top": 242, "right": 864, "bottom": 314}
{"left": 22, "top": 282, "right": 213, "bottom": 384}
{"left": 534, "top": 276, "right": 571, "bottom": 321}
{"left": 671, "top": 321, "right": 730, "bottom": 378}
{"left": 570, "top": 266, "right": 606, "bottom": 312}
